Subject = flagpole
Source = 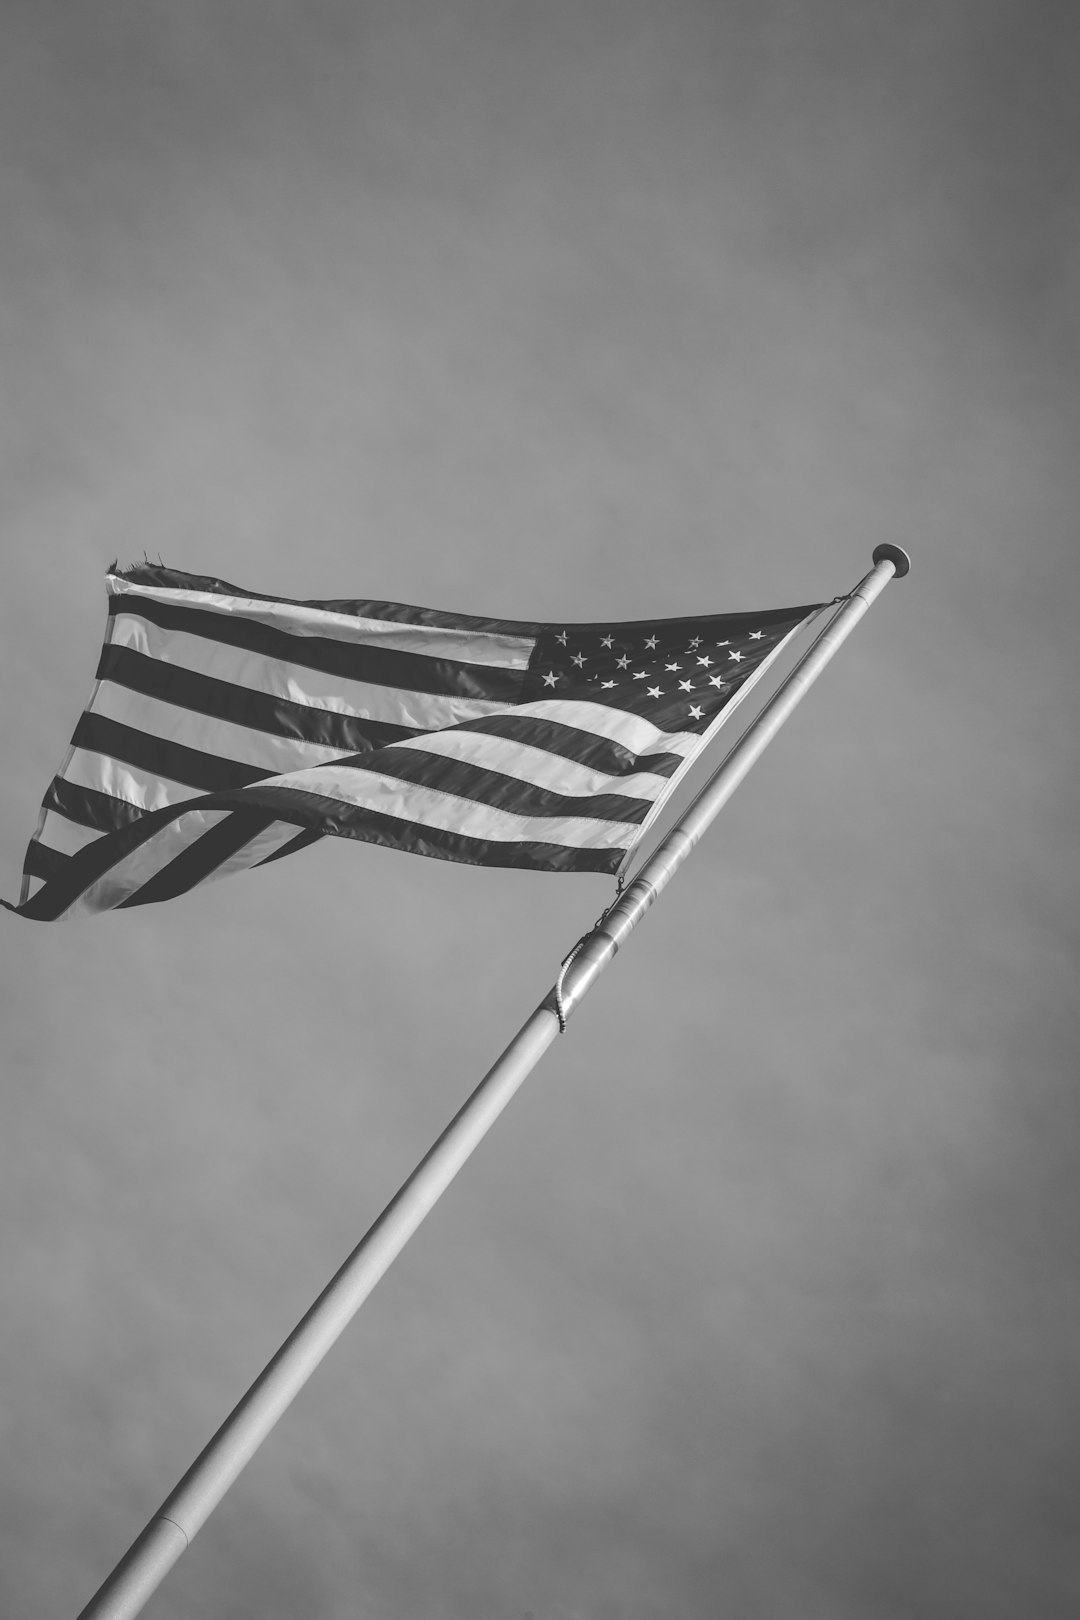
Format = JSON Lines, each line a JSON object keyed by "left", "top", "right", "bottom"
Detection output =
{"left": 75, "top": 545, "right": 909, "bottom": 1620}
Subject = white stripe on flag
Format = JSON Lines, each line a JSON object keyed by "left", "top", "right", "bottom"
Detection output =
{"left": 389, "top": 727, "right": 674, "bottom": 802}
{"left": 108, "top": 613, "right": 517, "bottom": 726}
{"left": 59, "top": 817, "right": 304, "bottom": 918}
{"left": 192, "top": 817, "right": 304, "bottom": 885}
{"left": 98, "top": 628, "right": 511, "bottom": 732}
{"left": 266, "top": 765, "right": 636, "bottom": 850}
{"left": 60, "top": 749, "right": 206, "bottom": 811}
{"left": 60, "top": 809, "right": 233, "bottom": 917}
{"left": 510, "top": 698, "right": 707, "bottom": 760}
{"left": 107, "top": 578, "right": 537, "bottom": 667}
{"left": 36, "top": 811, "right": 107, "bottom": 858}
{"left": 92, "top": 682, "right": 357, "bottom": 774}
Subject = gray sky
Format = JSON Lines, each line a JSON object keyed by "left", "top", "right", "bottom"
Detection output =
{"left": 1, "top": 3, "right": 1077, "bottom": 1617}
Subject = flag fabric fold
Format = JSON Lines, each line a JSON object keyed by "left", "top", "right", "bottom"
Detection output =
{"left": 7, "top": 567, "right": 822, "bottom": 920}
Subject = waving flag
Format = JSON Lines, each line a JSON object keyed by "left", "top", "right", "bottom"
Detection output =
{"left": 6, "top": 566, "right": 822, "bottom": 920}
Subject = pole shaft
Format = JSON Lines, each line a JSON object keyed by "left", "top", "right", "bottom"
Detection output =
{"left": 76, "top": 548, "right": 907, "bottom": 1619}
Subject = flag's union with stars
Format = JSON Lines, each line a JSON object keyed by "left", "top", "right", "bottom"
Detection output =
{"left": 526, "top": 620, "right": 792, "bottom": 733}
{"left": 7, "top": 567, "right": 823, "bottom": 920}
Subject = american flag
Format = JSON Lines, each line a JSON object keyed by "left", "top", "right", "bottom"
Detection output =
{"left": 7, "top": 566, "right": 823, "bottom": 920}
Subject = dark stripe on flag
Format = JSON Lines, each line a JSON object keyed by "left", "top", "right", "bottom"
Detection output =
{"left": 72, "top": 713, "right": 274, "bottom": 793}
{"left": 451, "top": 713, "right": 684, "bottom": 779}
{"left": 44, "top": 777, "right": 149, "bottom": 833}
{"left": 23, "top": 840, "right": 70, "bottom": 883}
{"left": 224, "top": 784, "right": 624, "bottom": 874}
{"left": 13, "top": 799, "right": 204, "bottom": 919}
{"left": 110, "top": 593, "right": 526, "bottom": 703}
{"left": 97, "top": 645, "right": 416, "bottom": 754}
{"left": 340, "top": 746, "right": 653, "bottom": 824}
{"left": 116, "top": 810, "right": 277, "bottom": 909}
{"left": 11, "top": 780, "right": 622, "bottom": 919}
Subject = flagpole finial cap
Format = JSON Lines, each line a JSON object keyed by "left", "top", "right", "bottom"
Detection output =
{"left": 872, "top": 544, "right": 911, "bottom": 578}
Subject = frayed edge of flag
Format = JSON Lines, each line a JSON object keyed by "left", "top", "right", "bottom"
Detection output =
{"left": 111, "top": 552, "right": 168, "bottom": 577}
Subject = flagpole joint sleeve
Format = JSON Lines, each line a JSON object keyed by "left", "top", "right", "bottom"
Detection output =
{"left": 549, "top": 905, "right": 625, "bottom": 1030}
{"left": 551, "top": 937, "right": 590, "bottom": 1031}
{"left": 544, "top": 870, "right": 663, "bottom": 1029}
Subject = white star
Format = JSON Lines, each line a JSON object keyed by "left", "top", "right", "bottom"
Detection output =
{"left": 647, "top": 685, "right": 663, "bottom": 699}
{"left": 716, "top": 639, "right": 730, "bottom": 647}
{"left": 709, "top": 674, "right": 725, "bottom": 688}
{"left": 689, "top": 704, "right": 703, "bottom": 720}
{"left": 728, "top": 649, "right": 744, "bottom": 662}
{"left": 749, "top": 630, "right": 765, "bottom": 640}
{"left": 688, "top": 636, "right": 702, "bottom": 648}
{"left": 556, "top": 632, "right": 568, "bottom": 645}
{"left": 644, "top": 635, "right": 659, "bottom": 649}
{"left": 542, "top": 671, "right": 558, "bottom": 687}
{"left": 678, "top": 679, "right": 693, "bottom": 692}
{"left": 696, "top": 655, "right": 712, "bottom": 667}
{"left": 600, "top": 634, "right": 614, "bottom": 648}
{"left": 665, "top": 661, "right": 682, "bottom": 672}
{"left": 571, "top": 652, "right": 587, "bottom": 667}
{"left": 601, "top": 679, "right": 616, "bottom": 689}
{"left": 633, "top": 670, "right": 648, "bottom": 680}
{"left": 616, "top": 654, "right": 631, "bottom": 669}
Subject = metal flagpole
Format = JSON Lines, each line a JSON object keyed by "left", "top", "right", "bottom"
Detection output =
{"left": 75, "top": 545, "right": 909, "bottom": 1620}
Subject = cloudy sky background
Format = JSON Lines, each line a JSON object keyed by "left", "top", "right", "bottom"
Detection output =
{"left": 1, "top": 3, "right": 1077, "bottom": 1616}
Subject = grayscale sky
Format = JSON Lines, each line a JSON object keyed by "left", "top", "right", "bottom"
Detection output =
{"left": 2, "top": 4, "right": 1077, "bottom": 1617}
